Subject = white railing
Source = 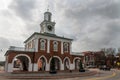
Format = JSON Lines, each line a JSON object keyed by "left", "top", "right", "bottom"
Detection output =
{"left": 9, "top": 46, "right": 35, "bottom": 52}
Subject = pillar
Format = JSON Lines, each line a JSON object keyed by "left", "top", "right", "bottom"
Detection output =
{"left": 47, "top": 39, "right": 50, "bottom": 53}
{"left": 61, "top": 41, "right": 63, "bottom": 54}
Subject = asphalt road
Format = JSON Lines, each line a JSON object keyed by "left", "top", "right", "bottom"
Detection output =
{"left": 0, "top": 69, "right": 120, "bottom": 80}
{"left": 58, "top": 69, "right": 120, "bottom": 80}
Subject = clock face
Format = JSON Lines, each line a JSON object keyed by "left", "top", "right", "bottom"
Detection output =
{"left": 47, "top": 25, "right": 52, "bottom": 31}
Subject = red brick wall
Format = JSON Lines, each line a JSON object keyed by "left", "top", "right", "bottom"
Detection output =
{"left": 7, "top": 51, "right": 33, "bottom": 63}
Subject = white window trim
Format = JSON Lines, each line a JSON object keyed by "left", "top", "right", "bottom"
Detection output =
{"left": 64, "top": 43, "right": 69, "bottom": 52}
{"left": 53, "top": 41, "right": 58, "bottom": 51}
{"left": 40, "top": 39, "right": 46, "bottom": 50}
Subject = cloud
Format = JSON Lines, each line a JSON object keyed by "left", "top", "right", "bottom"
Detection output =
{"left": 9, "top": 0, "right": 36, "bottom": 21}
{"left": 0, "top": 37, "right": 10, "bottom": 49}
{"left": 0, "top": 37, "right": 10, "bottom": 61}
{"left": 54, "top": 0, "right": 120, "bottom": 51}
{"left": 0, "top": 0, "right": 120, "bottom": 62}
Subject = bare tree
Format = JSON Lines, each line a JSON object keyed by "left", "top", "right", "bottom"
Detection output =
{"left": 101, "top": 48, "right": 116, "bottom": 56}
{"left": 101, "top": 48, "right": 116, "bottom": 67}
{"left": 118, "top": 48, "right": 120, "bottom": 53}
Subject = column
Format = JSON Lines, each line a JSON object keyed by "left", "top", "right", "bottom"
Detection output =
{"left": 34, "top": 38, "right": 38, "bottom": 52}
{"left": 5, "top": 56, "right": 8, "bottom": 72}
{"left": 70, "top": 42, "right": 72, "bottom": 54}
{"left": 47, "top": 39, "right": 50, "bottom": 53}
{"left": 7, "top": 63, "right": 13, "bottom": 72}
{"left": 33, "top": 63, "right": 38, "bottom": 71}
{"left": 46, "top": 63, "right": 50, "bottom": 71}
{"left": 61, "top": 63, "right": 64, "bottom": 70}
{"left": 61, "top": 41, "right": 63, "bottom": 54}
{"left": 70, "top": 63, "right": 74, "bottom": 70}
{"left": 28, "top": 63, "right": 32, "bottom": 71}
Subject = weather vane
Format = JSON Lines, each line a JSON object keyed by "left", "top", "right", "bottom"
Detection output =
{"left": 47, "top": 5, "right": 49, "bottom": 12}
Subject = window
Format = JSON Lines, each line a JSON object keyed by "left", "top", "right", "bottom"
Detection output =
{"left": 53, "top": 41, "right": 58, "bottom": 51}
{"left": 63, "top": 43, "right": 69, "bottom": 52}
{"left": 31, "top": 40, "right": 35, "bottom": 48}
{"left": 40, "top": 39, "right": 46, "bottom": 50}
{"left": 28, "top": 42, "right": 31, "bottom": 49}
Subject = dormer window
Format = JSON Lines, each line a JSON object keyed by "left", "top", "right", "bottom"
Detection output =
{"left": 40, "top": 39, "right": 46, "bottom": 50}
{"left": 63, "top": 43, "right": 69, "bottom": 52}
{"left": 53, "top": 41, "right": 58, "bottom": 51}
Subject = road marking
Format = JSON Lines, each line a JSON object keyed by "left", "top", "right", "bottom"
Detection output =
{"left": 84, "top": 71, "right": 116, "bottom": 80}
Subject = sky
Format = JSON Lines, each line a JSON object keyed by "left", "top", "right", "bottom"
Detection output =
{"left": 0, "top": 0, "right": 120, "bottom": 61}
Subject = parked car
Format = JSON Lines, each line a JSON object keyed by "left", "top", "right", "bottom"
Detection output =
{"left": 87, "top": 65, "right": 96, "bottom": 68}
{"left": 99, "top": 65, "right": 111, "bottom": 71}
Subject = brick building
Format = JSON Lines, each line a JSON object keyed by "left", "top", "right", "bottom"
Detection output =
{"left": 5, "top": 10, "right": 83, "bottom": 72}
{"left": 83, "top": 51, "right": 105, "bottom": 68}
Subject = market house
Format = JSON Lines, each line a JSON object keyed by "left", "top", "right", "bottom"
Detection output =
{"left": 5, "top": 10, "right": 83, "bottom": 72}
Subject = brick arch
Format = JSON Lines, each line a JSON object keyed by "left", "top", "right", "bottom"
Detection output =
{"left": 73, "top": 57, "right": 81, "bottom": 63}
{"left": 11, "top": 54, "right": 32, "bottom": 71}
{"left": 49, "top": 56, "right": 62, "bottom": 64}
{"left": 73, "top": 57, "right": 81, "bottom": 69}
{"left": 12, "top": 54, "right": 32, "bottom": 64}
{"left": 63, "top": 57, "right": 71, "bottom": 64}
{"left": 49, "top": 56, "right": 62, "bottom": 70}
{"left": 37, "top": 55, "right": 47, "bottom": 64}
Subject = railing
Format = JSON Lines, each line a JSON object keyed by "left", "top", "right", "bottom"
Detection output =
{"left": 9, "top": 46, "right": 35, "bottom": 52}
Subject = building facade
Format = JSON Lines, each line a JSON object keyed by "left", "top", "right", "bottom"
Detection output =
{"left": 83, "top": 51, "right": 106, "bottom": 68}
{"left": 5, "top": 11, "right": 83, "bottom": 72}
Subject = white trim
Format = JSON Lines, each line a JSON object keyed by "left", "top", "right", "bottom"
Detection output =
{"left": 46, "top": 63, "right": 50, "bottom": 71}
{"left": 61, "top": 41, "right": 63, "bottom": 54}
{"left": 35, "top": 38, "right": 38, "bottom": 52}
{"left": 40, "top": 39, "right": 46, "bottom": 50}
{"left": 33, "top": 63, "right": 38, "bottom": 71}
{"left": 53, "top": 41, "right": 58, "bottom": 51}
{"left": 61, "top": 63, "right": 64, "bottom": 70}
{"left": 7, "top": 63, "right": 13, "bottom": 72}
{"left": 63, "top": 42, "right": 69, "bottom": 52}
{"left": 37, "top": 35, "right": 71, "bottom": 43}
{"left": 40, "top": 39, "right": 46, "bottom": 43}
{"left": 70, "top": 42, "right": 72, "bottom": 54}
{"left": 12, "top": 54, "right": 32, "bottom": 63}
{"left": 63, "top": 57, "right": 71, "bottom": 70}
{"left": 47, "top": 39, "right": 50, "bottom": 53}
{"left": 63, "top": 57, "right": 71, "bottom": 64}
{"left": 73, "top": 57, "right": 81, "bottom": 63}
{"left": 70, "top": 64, "right": 74, "bottom": 70}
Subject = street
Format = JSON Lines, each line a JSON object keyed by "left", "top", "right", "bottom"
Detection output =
{"left": 0, "top": 69, "right": 120, "bottom": 80}
{"left": 59, "top": 69, "right": 120, "bottom": 80}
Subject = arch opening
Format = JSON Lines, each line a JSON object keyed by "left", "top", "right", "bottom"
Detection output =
{"left": 13, "top": 56, "right": 30, "bottom": 71}
{"left": 38, "top": 57, "right": 46, "bottom": 71}
{"left": 75, "top": 59, "right": 80, "bottom": 70}
{"left": 64, "top": 58, "right": 70, "bottom": 70}
{"left": 50, "top": 57, "right": 61, "bottom": 71}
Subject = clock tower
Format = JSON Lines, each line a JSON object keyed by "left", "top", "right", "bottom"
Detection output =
{"left": 40, "top": 10, "right": 55, "bottom": 34}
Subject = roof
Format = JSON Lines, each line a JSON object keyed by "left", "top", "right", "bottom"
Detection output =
{"left": 4, "top": 50, "right": 35, "bottom": 56}
{"left": 71, "top": 52, "right": 84, "bottom": 56}
{"left": 24, "top": 32, "right": 73, "bottom": 43}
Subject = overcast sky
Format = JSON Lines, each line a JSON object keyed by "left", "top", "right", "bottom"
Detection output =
{"left": 0, "top": 0, "right": 120, "bottom": 61}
